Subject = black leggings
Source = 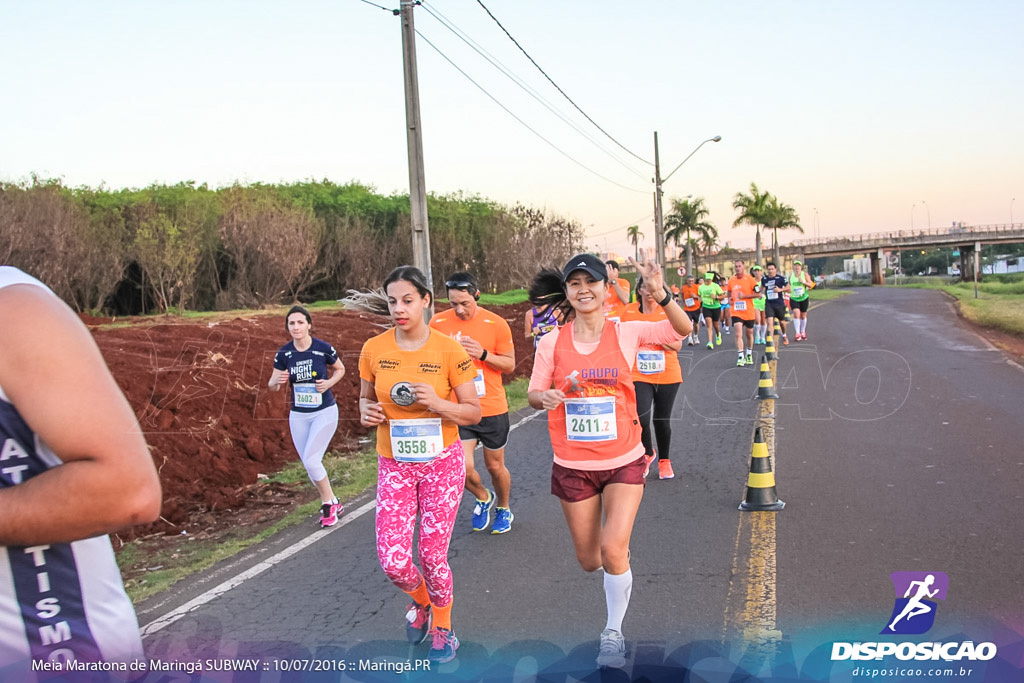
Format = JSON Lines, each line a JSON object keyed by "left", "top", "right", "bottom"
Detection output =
{"left": 634, "top": 381, "right": 681, "bottom": 461}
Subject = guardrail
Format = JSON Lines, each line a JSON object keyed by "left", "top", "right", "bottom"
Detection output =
{"left": 790, "top": 223, "right": 1023, "bottom": 249}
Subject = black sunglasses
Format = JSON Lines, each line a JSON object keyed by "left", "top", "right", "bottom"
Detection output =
{"left": 445, "top": 280, "right": 475, "bottom": 290}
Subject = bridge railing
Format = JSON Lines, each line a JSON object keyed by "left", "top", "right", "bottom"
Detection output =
{"left": 790, "top": 223, "right": 1023, "bottom": 248}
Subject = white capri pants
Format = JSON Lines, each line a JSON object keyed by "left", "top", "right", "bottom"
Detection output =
{"left": 288, "top": 403, "right": 339, "bottom": 483}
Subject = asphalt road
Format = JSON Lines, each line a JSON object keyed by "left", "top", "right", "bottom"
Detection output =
{"left": 137, "top": 287, "right": 1024, "bottom": 682}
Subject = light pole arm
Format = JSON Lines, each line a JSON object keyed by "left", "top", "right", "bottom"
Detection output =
{"left": 661, "top": 136, "right": 722, "bottom": 184}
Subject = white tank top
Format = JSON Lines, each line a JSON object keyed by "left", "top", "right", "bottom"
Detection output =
{"left": 0, "top": 266, "right": 145, "bottom": 676}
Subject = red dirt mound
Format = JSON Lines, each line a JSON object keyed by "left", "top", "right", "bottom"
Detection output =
{"left": 90, "top": 302, "right": 536, "bottom": 539}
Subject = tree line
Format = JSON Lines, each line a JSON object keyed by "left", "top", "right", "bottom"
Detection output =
{"left": 656, "top": 182, "right": 804, "bottom": 274}
{"left": 0, "top": 177, "right": 586, "bottom": 315}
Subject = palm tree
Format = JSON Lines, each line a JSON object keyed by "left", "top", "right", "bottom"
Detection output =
{"left": 626, "top": 224, "right": 644, "bottom": 262}
{"left": 764, "top": 196, "right": 803, "bottom": 267}
{"left": 732, "top": 182, "right": 771, "bottom": 265}
{"left": 664, "top": 196, "right": 716, "bottom": 276}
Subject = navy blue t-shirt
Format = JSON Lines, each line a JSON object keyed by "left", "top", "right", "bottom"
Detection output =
{"left": 761, "top": 275, "right": 789, "bottom": 305}
{"left": 273, "top": 338, "right": 339, "bottom": 412}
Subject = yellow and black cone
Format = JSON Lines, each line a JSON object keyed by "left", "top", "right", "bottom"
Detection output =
{"left": 739, "top": 427, "right": 785, "bottom": 511}
{"left": 773, "top": 319, "right": 782, "bottom": 336}
{"left": 756, "top": 359, "right": 779, "bottom": 400}
{"left": 764, "top": 330, "right": 778, "bottom": 361}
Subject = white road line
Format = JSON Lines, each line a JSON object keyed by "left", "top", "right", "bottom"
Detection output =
{"left": 141, "top": 408, "right": 544, "bottom": 636}
{"left": 140, "top": 499, "right": 376, "bottom": 636}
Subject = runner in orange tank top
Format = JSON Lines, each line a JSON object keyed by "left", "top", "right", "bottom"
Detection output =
{"left": 623, "top": 275, "right": 683, "bottom": 480}
{"left": 527, "top": 254, "right": 692, "bottom": 669}
{"left": 680, "top": 275, "right": 702, "bottom": 346}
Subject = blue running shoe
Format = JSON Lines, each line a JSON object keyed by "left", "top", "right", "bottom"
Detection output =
{"left": 405, "top": 602, "right": 431, "bottom": 644}
{"left": 491, "top": 507, "right": 514, "bottom": 534}
{"left": 471, "top": 489, "right": 495, "bottom": 531}
{"left": 428, "top": 627, "right": 460, "bottom": 664}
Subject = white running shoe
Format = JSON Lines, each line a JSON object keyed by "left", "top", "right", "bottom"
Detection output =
{"left": 596, "top": 629, "right": 627, "bottom": 669}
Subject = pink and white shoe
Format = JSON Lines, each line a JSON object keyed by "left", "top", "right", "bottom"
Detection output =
{"left": 319, "top": 501, "right": 343, "bottom": 528}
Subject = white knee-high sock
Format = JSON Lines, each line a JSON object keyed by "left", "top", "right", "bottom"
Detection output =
{"left": 604, "top": 569, "right": 633, "bottom": 633}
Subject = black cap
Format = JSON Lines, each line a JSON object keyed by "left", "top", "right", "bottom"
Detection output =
{"left": 562, "top": 254, "right": 608, "bottom": 283}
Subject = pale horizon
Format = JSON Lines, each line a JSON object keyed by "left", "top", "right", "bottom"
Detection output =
{"left": 2, "top": 0, "right": 1021, "bottom": 258}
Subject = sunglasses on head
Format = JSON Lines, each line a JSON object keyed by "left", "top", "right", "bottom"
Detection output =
{"left": 445, "top": 280, "right": 475, "bottom": 290}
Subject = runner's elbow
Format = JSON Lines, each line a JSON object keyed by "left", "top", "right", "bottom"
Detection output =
{"left": 121, "top": 468, "right": 163, "bottom": 526}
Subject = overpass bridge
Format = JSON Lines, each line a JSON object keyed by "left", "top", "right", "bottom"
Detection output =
{"left": 667, "top": 223, "right": 1024, "bottom": 284}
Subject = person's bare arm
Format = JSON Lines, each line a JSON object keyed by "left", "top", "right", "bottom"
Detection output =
{"left": 411, "top": 380, "right": 482, "bottom": 426}
{"left": 0, "top": 285, "right": 161, "bottom": 545}
{"left": 458, "top": 336, "right": 515, "bottom": 374}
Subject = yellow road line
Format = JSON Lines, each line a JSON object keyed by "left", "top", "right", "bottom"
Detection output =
{"left": 722, "top": 360, "right": 782, "bottom": 649}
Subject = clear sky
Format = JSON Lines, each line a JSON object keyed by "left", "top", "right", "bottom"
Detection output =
{"left": 2, "top": 0, "right": 1022, "bottom": 256}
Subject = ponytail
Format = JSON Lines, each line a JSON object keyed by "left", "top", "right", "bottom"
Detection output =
{"left": 529, "top": 268, "right": 573, "bottom": 324}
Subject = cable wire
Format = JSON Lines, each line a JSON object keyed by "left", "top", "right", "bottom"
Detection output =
{"left": 420, "top": 2, "right": 649, "bottom": 184}
{"left": 415, "top": 29, "right": 648, "bottom": 194}
{"left": 474, "top": 0, "right": 652, "bottom": 166}
{"left": 589, "top": 213, "right": 654, "bottom": 239}
{"left": 357, "top": 0, "right": 397, "bottom": 13}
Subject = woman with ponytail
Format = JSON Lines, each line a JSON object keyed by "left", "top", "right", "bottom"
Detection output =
{"left": 526, "top": 254, "right": 692, "bottom": 669}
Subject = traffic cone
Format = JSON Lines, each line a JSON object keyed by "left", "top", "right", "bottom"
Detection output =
{"left": 773, "top": 319, "right": 781, "bottom": 336}
{"left": 764, "top": 330, "right": 777, "bottom": 361}
{"left": 756, "top": 359, "right": 779, "bottom": 400}
{"left": 739, "top": 427, "right": 785, "bottom": 511}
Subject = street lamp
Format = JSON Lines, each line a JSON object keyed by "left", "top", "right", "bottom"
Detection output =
{"left": 1012, "top": 197, "right": 1016, "bottom": 224}
{"left": 653, "top": 134, "right": 722, "bottom": 266}
{"left": 813, "top": 207, "right": 820, "bottom": 241}
{"left": 922, "top": 200, "right": 931, "bottom": 230}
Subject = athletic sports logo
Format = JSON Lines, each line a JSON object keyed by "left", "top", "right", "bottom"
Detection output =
{"left": 881, "top": 571, "right": 948, "bottom": 635}
{"left": 390, "top": 382, "right": 415, "bottom": 407}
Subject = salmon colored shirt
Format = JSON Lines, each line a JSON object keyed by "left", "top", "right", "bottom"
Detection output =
{"left": 429, "top": 306, "right": 514, "bottom": 417}
{"left": 529, "top": 318, "right": 683, "bottom": 470}
{"left": 358, "top": 328, "right": 477, "bottom": 459}
{"left": 623, "top": 303, "right": 683, "bottom": 384}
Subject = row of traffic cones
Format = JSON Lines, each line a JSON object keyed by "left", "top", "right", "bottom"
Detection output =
{"left": 741, "top": 321, "right": 784, "bottom": 510}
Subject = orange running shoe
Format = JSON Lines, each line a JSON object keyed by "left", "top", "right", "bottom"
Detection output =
{"left": 658, "top": 459, "right": 675, "bottom": 480}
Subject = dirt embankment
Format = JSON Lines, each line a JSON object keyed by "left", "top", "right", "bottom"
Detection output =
{"left": 90, "top": 302, "right": 536, "bottom": 539}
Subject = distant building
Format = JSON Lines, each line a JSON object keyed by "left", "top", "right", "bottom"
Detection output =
{"left": 843, "top": 255, "right": 872, "bottom": 275}
{"left": 982, "top": 257, "right": 1023, "bottom": 275}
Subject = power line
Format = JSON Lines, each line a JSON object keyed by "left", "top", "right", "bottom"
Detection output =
{"left": 474, "top": 0, "right": 653, "bottom": 167}
{"left": 590, "top": 213, "right": 654, "bottom": 239}
{"left": 415, "top": 29, "right": 648, "bottom": 194}
{"left": 419, "top": 2, "right": 649, "bottom": 184}
{"left": 356, "top": 0, "right": 398, "bottom": 14}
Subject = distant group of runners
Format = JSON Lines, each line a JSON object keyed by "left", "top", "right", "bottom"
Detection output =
{"left": 684, "top": 259, "right": 815, "bottom": 362}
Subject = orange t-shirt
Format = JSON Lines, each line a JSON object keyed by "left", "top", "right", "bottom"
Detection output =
{"left": 623, "top": 303, "right": 683, "bottom": 384}
{"left": 358, "top": 328, "right": 477, "bottom": 459}
{"left": 727, "top": 274, "right": 758, "bottom": 321}
{"left": 680, "top": 284, "right": 701, "bottom": 312}
{"left": 602, "top": 277, "right": 631, "bottom": 322}
{"left": 429, "top": 306, "right": 514, "bottom": 417}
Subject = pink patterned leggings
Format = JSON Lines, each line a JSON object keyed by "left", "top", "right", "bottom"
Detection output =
{"left": 376, "top": 440, "right": 465, "bottom": 608}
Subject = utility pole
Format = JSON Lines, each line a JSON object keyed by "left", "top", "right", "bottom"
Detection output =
{"left": 653, "top": 132, "right": 665, "bottom": 266}
{"left": 400, "top": 1, "right": 433, "bottom": 318}
{"left": 653, "top": 133, "right": 722, "bottom": 268}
